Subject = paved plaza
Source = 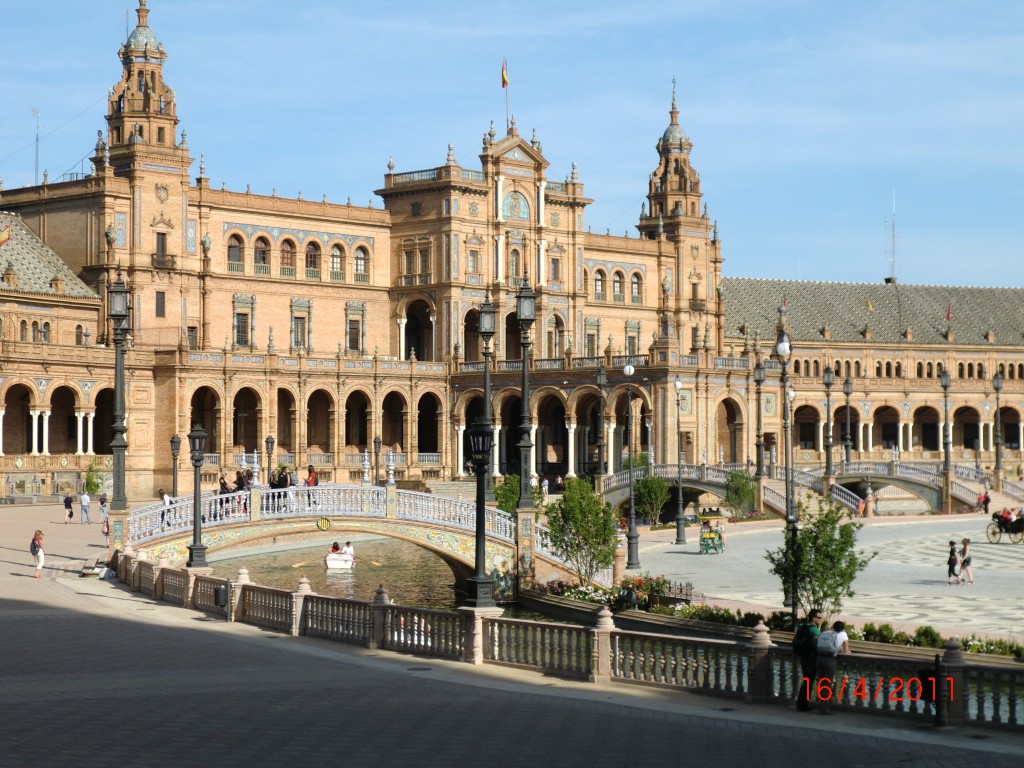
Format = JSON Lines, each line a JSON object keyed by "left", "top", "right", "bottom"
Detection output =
{"left": 637, "top": 511, "right": 1024, "bottom": 640}
{"left": 3, "top": 502, "right": 1023, "bottom": 767}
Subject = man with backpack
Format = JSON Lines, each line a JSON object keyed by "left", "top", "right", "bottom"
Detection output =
{"left": 792, "top": 609, "right": 823, "bottom": 711}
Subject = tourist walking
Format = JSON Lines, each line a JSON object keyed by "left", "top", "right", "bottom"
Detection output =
{"left": 98, "top": 493, "right": 108, "bottom": 522}
{"left": 958, "top": 538, "right": 974, "bottom": 584}
{"left": 80, "top": 490, "right": 92, "bottom": 524}
{"left": 946, "top": 540, "right": 959, "bottom": 585}
{"left": 30, "top": 530, "right": 44, "bottom": 578}
{"left": 101, "top": 517, "right": 110, "bottom": 548}
{"left": 792, "top": 608, "right": 822, "bottom": 711}
{"left": 63, "top": 493, "right": 74, "bottom": 524}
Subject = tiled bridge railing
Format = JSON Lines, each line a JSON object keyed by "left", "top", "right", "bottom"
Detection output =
{"left": 118, "top": 554, "right": 1022, "bottom": 732}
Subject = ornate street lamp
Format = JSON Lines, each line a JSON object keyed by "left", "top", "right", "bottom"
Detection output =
{"left": 516, "top": 275, "right": 536, "bottom": 511}
{"left": 940, "top": 369, "right": 952, "bottom": 475}
{"left": 373, "top": 434, "right": 383, "bottom": 486}
{"left": 674, "top": 376, "right": 686, "bottom": 544}
{"left": 265, "top": 435, "right": 275, "bottom": 485}
{"left": 994, "top": 370, "right": 1003, "bottom": 475}
{"left": 595, "top": 363, "right": 608, "bottom": 476}
{"left": 186, "top": 424, "right": 208, "bottom": 568}
{"left": 465, "top": 419, "right": 495, "bottom": 607}
{"left": 843, "top": 376, "right": 854, "bottom": 467}
{"left": 169, "top": 434, "right": 181, "bottom": 499}
{"left": 753, "top": 360, "right": 765, "bottom": 477}
{"left": 623, "top": 363, "right": 640, "bottom": 569}
{"left": 823, "top": 365, "right": 835, "bottom": 477}
{"left": 108, "top": 269, "right": 130, "bottom": 521}
{"left": 479, "top": 290, "right": 497, "bottom": 499}
{"left": 775, "top": 311, "right": 797, "bottom": 627}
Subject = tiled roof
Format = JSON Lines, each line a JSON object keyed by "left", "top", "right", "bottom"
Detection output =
{"left": 721, "top": 277, "right": 1024, "bottom": 348}
{"left": 0, "top": 212, "right": 99, "bottom": 299}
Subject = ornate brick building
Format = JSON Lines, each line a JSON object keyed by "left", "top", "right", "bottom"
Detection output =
{"left": 1, "top": 1, "right": 1021, "bottom": 504}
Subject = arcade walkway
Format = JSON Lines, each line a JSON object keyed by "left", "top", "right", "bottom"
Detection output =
{"left": 2, "top": 503, "right": 1022, "bottom": 767}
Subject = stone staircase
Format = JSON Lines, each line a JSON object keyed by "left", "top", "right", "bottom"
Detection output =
{"left": 425, "top": 479, "right": 477, "bottom": 501}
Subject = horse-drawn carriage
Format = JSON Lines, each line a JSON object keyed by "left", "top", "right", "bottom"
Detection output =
{"left": 986, "top": 512, "right": 1024, "bottom": 544}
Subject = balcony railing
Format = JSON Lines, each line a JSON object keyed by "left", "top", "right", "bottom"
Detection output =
{"left": 254, "top": 263, "right": 270, "bottom": 276}
{"left": 354, "top": 272, "right": 369, "bottom": 283}
{"left": 305, "top": 268, "right": 321, "bottom": 280}
{"left": 280, "top": 266, "right": 296, "bottom": 277}
{"left": 227, "top": 261, "right": 244, "bottom": 273}
{"left": 330, "top": 270, "right": 345, "bottom": 282}
{"left": 308, "top": 453, "right": 333, "bottom": 466}
{"left": 151, "top": 253, "right": 176, "bottom": 270}
{"left": 689, "top": 298, "right": 707, "bottom": 312}
{"left": 594, "top": 292, "right": 606, "bottom": 302}
{"left": 613, "top": 293, "right": 625, "bottom": 303}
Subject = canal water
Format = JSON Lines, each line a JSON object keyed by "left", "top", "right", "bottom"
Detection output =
{"left": 208, "top": 537, "right": 460, "bottom": 609}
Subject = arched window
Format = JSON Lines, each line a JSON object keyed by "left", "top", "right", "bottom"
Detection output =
{"left": 594, "top": 271, "right": 605, "bottom": 299}
{"left": 612, "top": 272, "right": 624, "bottom": 299}
{"left": 254, "top": 237, "right": 270, "bottom": 274}
{"left": 227, "top": 234, "right": 244, "bottom": 271}
{"left": 280, "top": 240, "right": 296, "bottom": 275}
{"left": 926, "top": 362, "right": 933, "bottom": 378}
{"left": 884, "top": 362, "right": 892, "bottom": 377}
{"left": 305, "top": 242, "right": 321, "bottom": 274}
{"left": 977, "top": 363, "right": 985, "bottom": 379}
{"left": 354, "top": 247, "right": 369, "bottom": 282}
{"left": 75, "top": 325, "right": 84, "bottom": 345}
{"left": 330, "top": 245, "right": 344, "bottom": 281}
{"left": 967, "top": 363, "right": 974, "bottom": 379}
{"left": 875, "top": 361, "right": 882, "bottom": 377}
{"left": 854, "top": 361, "right": 862, "bottom": 377}
{"left": 510, "top": 248, "right": 521, "bottom": 277}
{"left": 19, "top": 320, "right": 27, "bottom": 341}
{"left": 916, "top": 362, "right": 923, "bottom": 378}
{"left": 40, "top": 322, "right": 50, "bottom": 343}
{"left": 794, "top": 360, "right": 802, "bottom": 376}
{"left": 630, "top": 274, "right": 642, "bottom": 303}
{"left": 813, "top": 360, "right": 820, "bottom": 378}
{"left": 958, "top": 363, "right": 965, "bottom": 378}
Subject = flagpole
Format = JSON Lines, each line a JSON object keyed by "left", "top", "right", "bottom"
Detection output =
{"left": 502, "top": 58, "right": 510, "bottom": 131}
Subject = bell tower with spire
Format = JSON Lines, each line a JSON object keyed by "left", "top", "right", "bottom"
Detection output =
{"left": 637, "top": 80, "right": 705, "bottom": 241}
{"left": 105, "top": 0, "right": 182, "bottom": 165}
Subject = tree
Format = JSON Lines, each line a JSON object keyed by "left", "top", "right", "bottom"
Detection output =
{"left": 635, "top": 474, "right": 670, "bottom": 525}
{"left": 724, "top": 470, "right": 756, "bottom": 518}
{"left": 544, "top": 476, "right": 619, "bottom": 584}
{"left": 764, "top": 495, "right": 875, "bottom": 621}
{"left": 84, "top": 462, "right": 101, "bottom": 495}
{"left": 494, "top": 474, "right": 545, "bottom": 516}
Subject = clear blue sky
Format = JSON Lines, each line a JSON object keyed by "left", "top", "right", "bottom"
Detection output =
{"left": 2, "top": 1, "right": 1022, "bottom": 287}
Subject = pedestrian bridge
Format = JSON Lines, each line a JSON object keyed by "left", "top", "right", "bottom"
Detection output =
{"left": 125, "top": 484, "right": 607, "bottom": 600}
{"left": 600, "top": 461, "right": 995, "bottom": 515}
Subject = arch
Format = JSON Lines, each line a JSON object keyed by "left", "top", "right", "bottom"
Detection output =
{"left": 381, "top": 391, "right": 407, "bottom": 453}
{"left": 275, "top": 387, "right": 296, "bottom": 458}
{"left": 2, "top": 383, "right": 34, "bottom": 454}
{"left": 792, "top": 404, "right": 818, "bottom": 451}
{"left": 544, "top": 314, "right": 566, "bottom": 358}
{"left": 953, "top": 405, "right": 981, "bottom": 451}
{"left": 232, "top": 387, "right": 262, "bottom": 453}
{"left": 503, "top": 311, "right": 523, "bottom": 363}
{"left": 344, "top": 390, "right": 371, "bottom": 452}
{"left": 612, "top": 271, "right": 624, "bottom": 299}
{"left": 536, "top": 393, "right": 568, "bottom": 479}
{"left": 306, "top": 388, "right": 334, "bottom": 457}
{"left": 498, "top": 394, "right": 525, "bottom": 475}
{"left": 999, "top": 405, "right": 1021, "bottom": 450}
{"left": 93, "top": 388, "right": 115, "bottom": 455}
{"left": 329, "top": 243, "right": 344, "bottom": 280}
{"left": 872, "top": 405, "right": 900, "bottom": 449}
{"left": 417, "top": 392, "right": 442, "bottom": 455}
{"left": 227, "top": 233, "right": 244, "bottom": 267}
{"left": 47, "top": 385, "right": 79, "bottom": 454}
{"left": 254, "top": 236, "right": 270, "bottom": 273}
{"left": 189, "top": 386, "right": 221, "bottom": 453}
{"left": 630, "top": 273, "right": 643, "bottom": 304}
{"left": 463, "top": 307, "right": 482, "bottom": 361}
{"left": 75, "top": 325, "right": 85, "bottom": 345}
{"left": 354, "top": 246, "right": 369, "bottom": 281}
{"left": 912, "top": 404, "right": 942, "bottom": 452}
{"left": 509, "top": 248, "right": 521, "bottom": 278}
{"left": 280, "top": 239, "right": 297, "bottom": 273}
{"left": 305, "top": 241, "right": 321, "bottom": 274}
{"left": 19, "top": 320, "right": 27, "bottom": 342}
{"left": 854, "top": 361, "right": 862, "bottom": 378}
{"left": 405, "top": 299, "right": 436, "bottom": 361}
{"left": 835, "top": 402, "right": 861, "bottom": 455}
{"left": 594, "top": 270, "right": 606, "bottom": 299}
{"left": 716, "top": 397, "right": 745, "bottom": 463}
{"left": 502, "top": 191, "right": 530, "bottom": 220}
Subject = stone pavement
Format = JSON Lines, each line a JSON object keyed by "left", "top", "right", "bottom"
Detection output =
{"left": 2, "top": 502, "right": 1023, "bottom": 767}
{"left": 636, "top": 512, "right": 1024, "bottom": 640}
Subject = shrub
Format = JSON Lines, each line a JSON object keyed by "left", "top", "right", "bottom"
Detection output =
{"left": 913, "top": 625, "right": 944, "bottom": 649}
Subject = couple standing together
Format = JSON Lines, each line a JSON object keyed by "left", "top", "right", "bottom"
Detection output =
{"left": 793, "top": 609, "right": 850, "bottom": 714}
{"left": 947, "top": 538, "right": 973, "bottom": 585}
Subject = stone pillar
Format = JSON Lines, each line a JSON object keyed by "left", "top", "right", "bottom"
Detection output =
{"left": 490, "top": 422, "right": 501, "bottom": 479}
{"left": 612, "top": 534, "right": 626, "bottom": 585}
{"left": 230, "top": 567, "right": 250, "bottom": 622}
{"left": 589, "top": 606, "right": 615, "bottom": 683}
{"left": 566, "top": 421, "right": 577, "bottom": 478}
{"left": 86, "top": 412, "right": 96, "bottom": 454}
{"left": 397, "top": 318, "right": 407, "bottom": 361}
{"left": 897, "top": 420, "right": 905, "bottom": 452}
{"left": 865, "top": 423, "right": 873, "bottom": 453}
{"left": 75, "top": 412, "right": 85, "bottom": 455}
{"left": 368, "top": 584, "right": 390, "bottom": 650}
{"left": 939, "top": 639, "right": 966, "bottom": 726}
{"left": 458, "top": 605, "right": 503, "bottom": 665}
{"left": 291, "top": 576, "right": 312, "bottom": 637}
{"left": 746, "top": 620, "right": 774, "bottom": 703}
{"left": 41, "top": 410, "right": 51, "bottom": 455}
{"left": 0, "top": 409, "right": 4, "bottom": 455}
{"left": 864, "top": 487, "right": 875, "bottom": 518}
{"left": 455, "top": 424, "right": 466, "bottom": 477}
{"left": 29, "top": 410, "right": 39, "bottom": 455}
{"left": 529, "top": 422, "right": 538, "bottom": 479}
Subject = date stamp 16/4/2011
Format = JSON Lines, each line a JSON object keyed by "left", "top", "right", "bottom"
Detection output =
{"left": 802, "top": 676, "right": 955, "bottom": 703}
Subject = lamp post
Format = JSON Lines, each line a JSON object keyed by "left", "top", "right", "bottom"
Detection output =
{"left": 674, "top": 376, "right": 686, "bottom": 544}
{"left": 169, "top": 434, "right": 181, "bottom": 499}
{"left": 823, "top": 365, "right": 835, "bottom": 478}
{"left": 623, "top": 363, "right": 640, "bottom": 569}
{"left": 373, "top": 434, "right": 382, "bottom": 486}
{"left": 265, "top": 435, "right": 275, "bottom": 485}
{"left": 993, "top": 370, "right": 1003, "bottom": 478}
{"left": 775, "top": 315, "right": 797, "bottom": 628}
{"left": 465, "top": 419, "right": 495, "bottom": 607}
{"left": 595, "top": 364, "right": 608, "bottom": 477}
{"left": 843, "top": 376, "right": 854, "bottom": 468}
{"left": 753, "top": 361, "right": 765, "bottom": 477}
{"left": 940, "top": 369, "right": 952, "bottom": 474}
{"left": 108, "top": 269, "right": 129, "bottom": 523}
{"left": 479, "top": 290, "right": 497, "bottom": 499}
{"left": 186, "top": 424, "right": 208, "bottom": 568}
{"left": 516, "top": 275, "right": 536, "bottom": 511}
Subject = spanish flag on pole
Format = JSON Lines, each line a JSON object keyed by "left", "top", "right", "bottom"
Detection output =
{"left": 0, "top": 225, "right": 12, "bottom": 248}
{"left": 501, "top": 59, "right": 509, "bottom": 88}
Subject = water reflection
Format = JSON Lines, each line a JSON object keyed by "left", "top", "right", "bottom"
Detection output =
{"left": 210, "top": 538, "right": 457, "bottom": 609}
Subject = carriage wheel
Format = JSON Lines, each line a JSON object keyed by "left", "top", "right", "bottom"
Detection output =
{"left": 986, "top": 522, "right": 1002, "bottom": 544}
{"left": 1010, "top": 530, "right": 1023, "bottom": 544}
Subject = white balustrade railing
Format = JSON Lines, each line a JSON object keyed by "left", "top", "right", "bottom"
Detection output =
{"left": 308, "top": 453, "right": 334, "bottom": 466}
{"left": 417, "top": 452, "right": 441, "bottom": 465}
{"left": 202, "top": 453, "right": 220, "bottom": 467}
{"left": 395, "top": 490, "right": 515, "bottom": 541}
{"left": 896, "top": 463, "right": 942, "bottom": 488}
{"left": 612, "top": 630, "right": 749, "bottom": 695}
{"left": 829, "top": 484, "right": 861, "bottom": 511}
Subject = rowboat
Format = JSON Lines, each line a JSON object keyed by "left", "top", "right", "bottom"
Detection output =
{"left": 325, "top": 552, "right": 355, "bottom": 570}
